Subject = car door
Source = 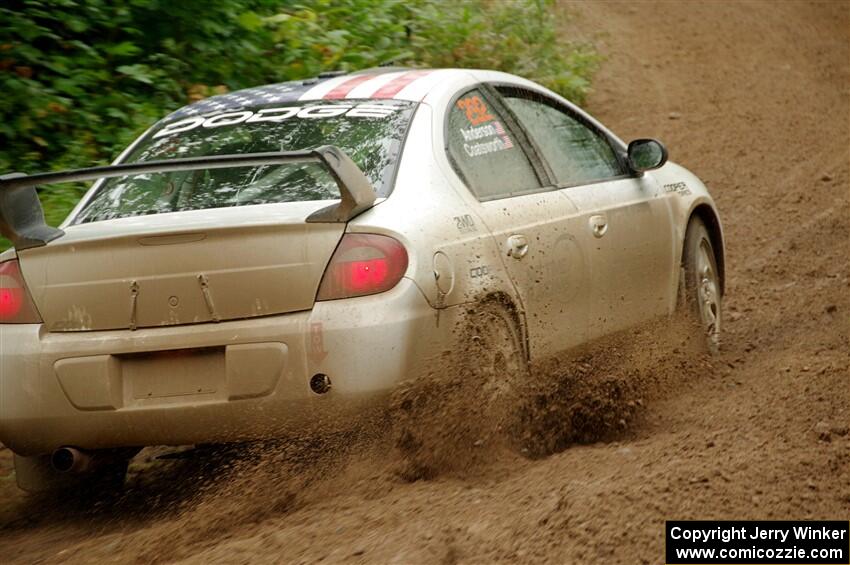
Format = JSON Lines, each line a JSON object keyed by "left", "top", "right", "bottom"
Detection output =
{"left": 445, "top": 87, "right": 594, "bottom": 359}
{"left": 494, "top": 86, "right": 677, "bottom": 337}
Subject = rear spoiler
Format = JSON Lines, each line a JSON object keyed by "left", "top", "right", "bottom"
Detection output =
{"left": 0, "top": 145, "right": 375, "bottom": 251}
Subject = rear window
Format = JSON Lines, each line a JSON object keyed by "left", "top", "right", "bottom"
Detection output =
{"left": 74, "top": 99, "right": 416, "bottom": 224}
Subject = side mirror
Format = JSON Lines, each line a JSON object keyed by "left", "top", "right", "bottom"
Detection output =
{"left": 627, "top": 138, "right": 668, "bottom": 173}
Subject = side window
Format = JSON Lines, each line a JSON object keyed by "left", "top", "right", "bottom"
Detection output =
{"left": 500, "top": 92, "right": 625, "bottom": 186}
{"left": 446, "top": 89, "right": 541, "bottom": 200}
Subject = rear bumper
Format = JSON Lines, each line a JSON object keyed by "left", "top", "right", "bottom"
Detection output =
{"left": 0, "top": 278, "right": 451, "bottom": 455}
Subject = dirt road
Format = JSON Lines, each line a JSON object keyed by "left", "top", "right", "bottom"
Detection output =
{"left": 0, "top": 1, "right": 847, "bottom": 563}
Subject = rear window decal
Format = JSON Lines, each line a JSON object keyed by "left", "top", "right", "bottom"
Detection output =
{"left": 153, "top": 103, "right": 403, "bottom": 139}
{"left": 456, "top": 95, "right": 495, "bottom": 125}
{"left": 463, "top": 136, "right": 513, "bottom": 157}
{"left": 455, "top": 94, "right": 515, "bottom": 158}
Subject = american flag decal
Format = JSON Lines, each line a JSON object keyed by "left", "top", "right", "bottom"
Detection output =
{"left": 493, "top": 121, "right": 514, "bottom": 148}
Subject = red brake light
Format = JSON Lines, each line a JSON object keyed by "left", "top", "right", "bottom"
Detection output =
{"left": 317, "top": 234, "right": 408, "bottom": 301}
{"left": 0, "top": 259, "right": 42, "bottom": 324}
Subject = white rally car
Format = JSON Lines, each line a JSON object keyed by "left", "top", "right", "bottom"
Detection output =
{"left": 0, "top": 68, "right": 724, "bottom": 492}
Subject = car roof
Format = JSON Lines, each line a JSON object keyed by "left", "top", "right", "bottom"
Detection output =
{"left": 161, "top": 68, "right": 535, "bottom": 124}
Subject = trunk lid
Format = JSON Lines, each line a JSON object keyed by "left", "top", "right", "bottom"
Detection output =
{"left": 17, "top": 202, "right": 344, "bottom": 331}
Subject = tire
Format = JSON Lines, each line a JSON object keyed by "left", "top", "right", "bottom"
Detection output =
{"left": 391, "top": 299, "right": 528, "bottom": 480}
{"left": 464, "top": 300, "right": 529, "bottom": 423}
{"left": 680, "top": 217, "right": 722, "bottom": 354}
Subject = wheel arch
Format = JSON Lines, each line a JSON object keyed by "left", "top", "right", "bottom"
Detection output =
{"left": 688, "top": 203, "right": 726, "bottom": 295}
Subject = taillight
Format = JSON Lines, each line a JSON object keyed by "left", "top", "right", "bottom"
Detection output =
{"left": 316, "top": 234, "right": 408, "bottom": 301}
{"left": 0, "top": 259, "right": 42, "bottom": 323}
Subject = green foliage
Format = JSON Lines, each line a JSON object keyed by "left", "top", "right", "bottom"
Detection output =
{"left": 0, "top": 0, "right": 597, "bottom": 248}
{"left": 405, "top": 1, "right": 597, "bottom": 101}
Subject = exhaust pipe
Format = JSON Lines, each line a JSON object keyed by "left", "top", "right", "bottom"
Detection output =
{"left": 310, "top": 373, "right": 332, "bottom": 394}
{"left": 51, "top": 446, "right": 94, "bottom": 474}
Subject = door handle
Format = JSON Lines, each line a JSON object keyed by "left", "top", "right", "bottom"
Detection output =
{"left": 589, "top": 215, "right": 608, "bottom": 238}
{"left": 507, "top": 234, "right": 529, "bottom": 259}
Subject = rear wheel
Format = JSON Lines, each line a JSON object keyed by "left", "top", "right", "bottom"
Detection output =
{"left": 465, "top": 300, "right": 529, "bottom": 416}
{"left": 391, "top": 299, "right": 528, "bottom": 479}
{"left": 680, "top": 217, "right": 722, "bottom": 354}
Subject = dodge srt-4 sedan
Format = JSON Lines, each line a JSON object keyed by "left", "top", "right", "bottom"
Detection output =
{"left": 0, "top": 68, "right": 724, "bottom": 492}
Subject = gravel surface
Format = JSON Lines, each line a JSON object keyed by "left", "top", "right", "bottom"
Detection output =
{"left": 0, "top": 1, "right": 847, "bottom": 563}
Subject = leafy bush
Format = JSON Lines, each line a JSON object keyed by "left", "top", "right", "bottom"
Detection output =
{"left": 0, "top": 0, "right": 597, "bottom": 248}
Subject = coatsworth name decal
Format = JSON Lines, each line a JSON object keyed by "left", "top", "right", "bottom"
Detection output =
{"left": 461, "top": 121, "right": 514, "bottom": 157}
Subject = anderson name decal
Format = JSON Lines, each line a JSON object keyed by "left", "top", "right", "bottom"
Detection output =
{"left": 461, "top": 120, "right": 514, "bottom": 157}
